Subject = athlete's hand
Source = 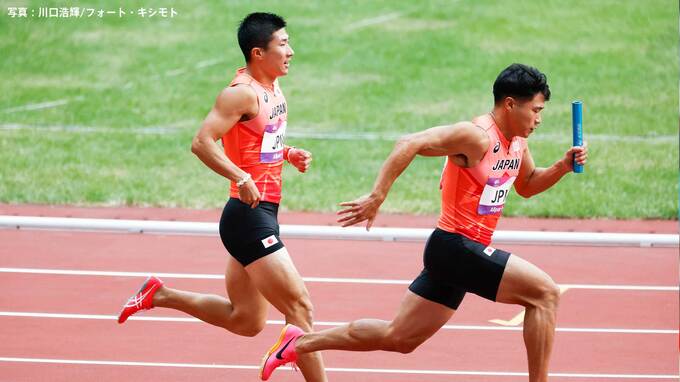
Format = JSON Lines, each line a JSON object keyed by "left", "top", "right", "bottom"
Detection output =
{"left": 289, "top": 148, "right": 312, "bottom": 173}
{"left": 561, "top": 142, "right": 588, "bottom": 172}
{"left": 239, "top": 179, "right": 261, "bottom": 208}
{"left": 337, "top": 193, "right": 383, "bottom": 230}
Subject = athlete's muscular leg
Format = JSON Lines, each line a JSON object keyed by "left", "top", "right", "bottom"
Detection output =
{"left": 152, "top": 255, "right": 269, "bottom": 337}
{"left": 495, "top": 255, "right": 560, "bottom": 382}
{"left": 295, "top": 290, "right": 454, "bottom": 355}
{"left": 246, "top": 248, "right": 327, "bottom": 382}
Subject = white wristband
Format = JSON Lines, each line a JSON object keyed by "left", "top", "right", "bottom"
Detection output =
{"left": 236, "top": 173, "right": 251, "bottom": 188}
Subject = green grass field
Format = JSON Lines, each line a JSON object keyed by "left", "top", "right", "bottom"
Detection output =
{"left": 1, "top": 0, "right": 678, "bottom": 219}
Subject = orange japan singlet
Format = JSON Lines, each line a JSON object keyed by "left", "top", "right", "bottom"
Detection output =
{"left": 437, "top": 114, "right": 527, "bottom": 245}
{"left": 223, "top": 68, "right": 288, "bottom": 204}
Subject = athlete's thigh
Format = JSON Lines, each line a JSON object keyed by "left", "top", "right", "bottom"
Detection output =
{"left": 225, "top": 254, "right": 269, "bottom": 319}
{"left": 389, "top": 290, "right": 455, "bottom": 343}
{"left": 495, "top": 254, "right": 556, "bottom": 306}
{"left": 244, "top": 247, "right": 310, "bottom": 316}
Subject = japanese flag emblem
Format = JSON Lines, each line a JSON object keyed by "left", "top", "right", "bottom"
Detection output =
{"left": 261, "top": 235, "right": 279, "bottom": 249}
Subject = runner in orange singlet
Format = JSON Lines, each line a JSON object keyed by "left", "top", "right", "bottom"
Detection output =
{"left": 116, "top": 13, "right": 327, "bottom": 382}
{"left": 222, "top": 67, "right": 289, "bottom": 206}
{"left": 261, "top": 64, "right": 587, "bottom": 382}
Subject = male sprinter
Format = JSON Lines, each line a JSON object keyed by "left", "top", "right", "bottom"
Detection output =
{"left": 117, "top": 12, "right": 327, "bottom": 382}
{"left": 261, "top": 63, "right": 587, "bottom": 382}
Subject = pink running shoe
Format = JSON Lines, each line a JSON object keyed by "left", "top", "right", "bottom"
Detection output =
{"left": 117, "top": 276, "right": 163, "bottom": 324}
{"left": 260, "top": 324, "right": 304, "bottom": 380}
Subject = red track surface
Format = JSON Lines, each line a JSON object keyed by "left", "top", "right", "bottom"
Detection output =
{"left": 1, "top": 205, "right": 678, "bottom": 381}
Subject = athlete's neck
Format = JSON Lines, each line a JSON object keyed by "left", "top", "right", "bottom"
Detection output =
{"left": 245, "top": 65, "right": 276, "bottom": 90}
{"left": 489, "top": 108, "right": 514, "bottom": 142}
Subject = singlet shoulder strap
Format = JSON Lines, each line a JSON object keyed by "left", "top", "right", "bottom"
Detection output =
{"left": 230, "top": 74, "right": 254, "bottom": 88}
{"left": 472, "top": 114, "right": 495, "bottom": 131}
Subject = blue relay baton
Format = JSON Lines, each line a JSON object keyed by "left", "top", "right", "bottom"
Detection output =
{"left": 571, "top": 101, "right": 584, "bottom": 173}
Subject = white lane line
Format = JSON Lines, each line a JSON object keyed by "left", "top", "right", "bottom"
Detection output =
{"left": 286, "top": 130, "right": 678, "bottom": 144}
{"left": 164, "top": 68, "right": 186, "bottom": 77}
{"left": 0, "top": 121, "right": 675, "bottom": 144}
{"left": 560, "top": 283, "right": 679, "bottom": 291}
{"left": 0, "top": 121, "right": 193, "bottom": 135}
{"left": 0, "top": 357, "right": 676, "bottom": 378}
{"left": 2, "top": 97, "right": 84, "bottom": 113}
{"left": 344, "top": 12, "right": 403, "bottom": 32}
{"left": 1, "top": 267, "right": 677, "bottom": 291}
{"left": 195, "top": 58, "right": 224, "bottom": 69}
{"left": 122, "top": 57, "right": 225, "bottom": 88}
{"left": 0, "top": 357, "right": 255, "bottom": 370}
{"left": 1, "top": 312, "right": 676, "bottom": 334}
{"left": 3, "top": 216, "right": 675, "bottom": 247}
{"left": 149, "top": 57, "right": 224, "bottom": 80}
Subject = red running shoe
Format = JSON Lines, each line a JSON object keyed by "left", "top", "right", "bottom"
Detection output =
{"left": 117, "top": 276, "right": 163, "bottom": 324}
{"left": 260, "top": 324, "right": 304, "bottom": 380}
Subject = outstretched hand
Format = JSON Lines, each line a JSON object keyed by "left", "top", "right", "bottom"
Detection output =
{"left": 289, "top": 148, "right": 312, "bottom": 173}
{"left": 337, "top": 194, "right": 383, "bottom": 230}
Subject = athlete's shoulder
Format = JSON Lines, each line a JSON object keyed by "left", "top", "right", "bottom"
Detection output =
{"left": 449, "top": 121, "right": 490, "bottom": 148}
{"left": 445, "top": 121, "right": 490, "bottom": 164}
{"left": 470, "top": 114, "right": 496, "bottom": 132}
{"left": 215, "top": 84, "right": 258, "bottom": 112}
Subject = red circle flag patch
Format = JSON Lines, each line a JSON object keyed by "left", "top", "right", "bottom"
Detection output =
{"left": 261, "top": 235, "right": 279, "bottom": 249}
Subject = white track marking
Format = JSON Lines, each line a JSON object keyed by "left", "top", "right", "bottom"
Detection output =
{"left": 344, "top": 12, "right": 403, "bottom": 31}
{"left": 0, "top": 311, "right": 676, "bottom": 334}
{"left": 0, "top": 121, "right": 194, "bottom": 135}
{"left": 1, "top": 216, "right": 676, "bottom": 247}
{"left": 0, "top": 357, "right": 676, "bottom": 378}
{"left": 149, "top": 57, "right": 224, "bottom": 80}
{"left": 0, "top": 267, "right": 677, "bottom": 291}
{"left": 0, "top": 122, "right": 675, "bottom": 143}
{"left": 164, "top": 68, "right": 186, "bottom": 77}
{"left": 559, "top": 283, "right": 679, "bottom": 291}
{"left": 2, "top": 96, "right": 84, "bottom": 113}
{"left": 194, "top": 58, "right": 224, "bottom": 69}
{"left": 286, "top": 130, "right": 678, "bottom": 144}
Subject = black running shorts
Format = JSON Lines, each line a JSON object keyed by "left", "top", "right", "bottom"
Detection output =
{"left": 219, "top": 198, "right": 285, "bottom": 266}
{"left": 408, "top": 228, "right": 511, "bottom": 310}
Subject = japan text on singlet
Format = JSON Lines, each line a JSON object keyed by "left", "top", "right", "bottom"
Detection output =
{"left": 437, "top": 114, "right": 527, "bottom": 245}
{"left": 222, "top": 68, "right": 288, "bottom": 204}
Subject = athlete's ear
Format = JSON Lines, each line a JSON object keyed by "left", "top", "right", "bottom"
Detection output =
{"left": 250, "top": 47, "right": 265, "bottom": 61}
{"left": 503, "top": 96, "right": 515, "bottom": 111}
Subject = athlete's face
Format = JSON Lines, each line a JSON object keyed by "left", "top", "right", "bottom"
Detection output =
{"left": 508, "top": 92, "right": 545, "bottom": 138}
{"left": 260, "top": 28, "right": 294, "bottom": 77}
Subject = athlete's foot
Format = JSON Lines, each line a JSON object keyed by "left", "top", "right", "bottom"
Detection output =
{"left": 117, "top": 276, "right": 164, "bottom": 324}
{"left": 260, "top": 324, "right": 304, "bottom": 380}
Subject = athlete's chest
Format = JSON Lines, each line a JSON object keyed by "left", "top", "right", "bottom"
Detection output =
{"left": 258, "top": 86, "right": 287, "bottom": 123}
{"left": 472, "top": 138, "right": 524, "bottom": 215}
{"left": 251, "top": 87, "right": 288, "bottom": 163}
{"left": 469, "top": 136, "right": 524, "bottom": 182}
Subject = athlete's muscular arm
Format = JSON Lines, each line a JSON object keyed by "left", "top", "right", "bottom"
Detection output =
{"left": 338, "top": 122, "right": 489, "bottom": 229}
{"left": 513, "top": 144, "right": 588, "bottom": 198}
{"left": 191, "top": 85, "right": 262, "bottom": 208}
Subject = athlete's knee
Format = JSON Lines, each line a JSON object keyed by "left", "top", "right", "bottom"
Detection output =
{"left": 228, "top": 308, "right": 267, "bottom": 337}
{"left": 385, "top": 326, "right": 423, "bottom": 354}
{"left": 389, "top": 334, "right": 422, "bottom": 354}
{"left": 536, "top": 278, "right": 560, "bottom": 311}
{"left": 233, "top": 322, "right": 265, "bottom": 337}
{"left": 230, "top": 316, "right": 266, "bottom": 337}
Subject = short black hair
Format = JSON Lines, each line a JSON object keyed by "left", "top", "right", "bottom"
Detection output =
{"left": 237, "top": 12, "right": 286, "bottom": 62}
{"left": 493, "top": 63, "right": 551, "bottom": 103}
